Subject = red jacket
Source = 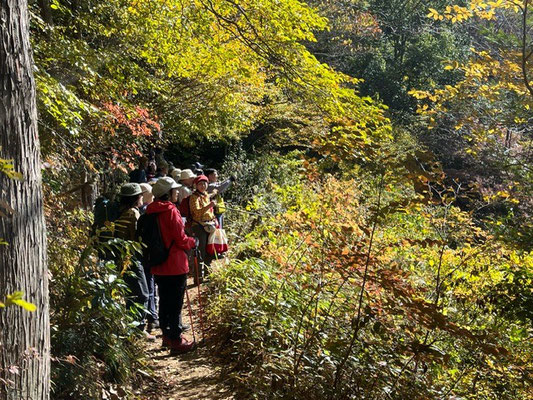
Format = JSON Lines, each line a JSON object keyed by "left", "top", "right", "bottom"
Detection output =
{"left": 145, "top": 200, "right": 196, "bottom": 276}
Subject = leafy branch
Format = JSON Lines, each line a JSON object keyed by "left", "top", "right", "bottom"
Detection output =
{"left": 0, "top": 155, "right": 22, "bottom": 180}
{"left": 0, "top": 292, "right": 37, "bottom": 312}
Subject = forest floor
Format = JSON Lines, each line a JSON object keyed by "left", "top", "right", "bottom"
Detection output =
{"left": 139, "top": 276, "right": 237, "bottom": 400}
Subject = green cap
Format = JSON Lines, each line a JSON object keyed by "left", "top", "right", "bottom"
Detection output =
{"left": 120, "top": 183, "right": 142, "bottom": 197}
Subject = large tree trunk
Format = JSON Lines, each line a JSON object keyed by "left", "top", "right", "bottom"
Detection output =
{"left": 0, "top": 0, "right": 50, "bottom": 399}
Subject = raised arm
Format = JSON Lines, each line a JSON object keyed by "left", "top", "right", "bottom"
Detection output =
{"left": 208, "top": 178, "right": 233, "bottom": 194}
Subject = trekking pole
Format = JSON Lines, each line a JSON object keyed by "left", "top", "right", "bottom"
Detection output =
{"left": 193, "top": 248, "right": 206, "bottom": 342}
{"left": 184, "top": 288, "right": 197, "bottom": 343}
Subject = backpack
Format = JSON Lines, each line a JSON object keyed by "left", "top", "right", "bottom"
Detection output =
{"left": 91, "top": 196, "right": 120, "bottom": 237}
{"left": 137, "top": 213, "right": 173, "bottom": 267}
{"left": 179, "top": 196, "right": 191, "bottom": 219}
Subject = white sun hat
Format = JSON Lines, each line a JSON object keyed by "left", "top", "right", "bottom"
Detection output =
{"left": 152, "top": 177, "right": 179, "bottom": 198}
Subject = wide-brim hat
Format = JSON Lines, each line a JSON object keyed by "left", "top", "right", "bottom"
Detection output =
{"left": 120, "top": 183, "right": 142, "bottom": 197}
{"left": 139, "top": 183, "right": 152, "bottom": 194}
{"left": 179, "top": 169, "right": 196, "bottom": 181}
{"left": 152, "top": 177, "right": 179, "bottom": 198}
{"left": 171, "top": 169, "right": 182, "bottom": 181}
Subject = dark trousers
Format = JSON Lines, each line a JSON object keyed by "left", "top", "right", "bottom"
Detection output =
{"left": 143, "top": 264, "right": 158, "bottom": 323}
{"left": 124, "top": 259, "right": 149, "bottom": 329}
{"left": 192, "top": 224, "right": 213, "bottom": 278}
{"left": 155, "top": 274, "right": 187, "bottom": 340}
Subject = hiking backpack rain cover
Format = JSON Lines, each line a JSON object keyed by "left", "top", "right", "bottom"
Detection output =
{"left": 137, "top": 213, "right": 173, "bottom": 267}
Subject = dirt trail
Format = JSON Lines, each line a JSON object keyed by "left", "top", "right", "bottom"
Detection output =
{"left": 140, "top": 277, "right": 236, "bottom": 400}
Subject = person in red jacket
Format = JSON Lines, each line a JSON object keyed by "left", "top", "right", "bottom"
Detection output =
{"left": 146, "top": 177, "right": 196, "bottom": 354}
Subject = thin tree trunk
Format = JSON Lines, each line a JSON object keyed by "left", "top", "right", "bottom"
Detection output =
{"left": 0, "top": 0, "right": 50, "bottom": 399}
{"left": 37, "top": 0, "right": 53, "bottom": 25}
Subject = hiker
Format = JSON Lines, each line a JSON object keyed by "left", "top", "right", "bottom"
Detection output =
{"left": 145, "top": 177, "right": 196, "bottom": 354}
{"left": 129, "top": 156, "right": 149, "bottom": 183}
{"left": 189, "top": 175, "right": 217, "bottom": 280}
{"left": 114, "top": 183, "right": 154, "bottom": 340}
{"left": 205, "top": 168, "right": 235, "bottom": 229}
{"left": 170, "top": 170, "right": 182, "bottom": 210}
{"left": 168, "top": 162, "right": 176, "bottom": 177}
{"left": 91, "top": 191, "right": 121, "bottom": 261}
{"left": 138, "top": 182, "right": 158, "bottom": 331}
{"left": 177, "top": 169, "right": 196, "bottom": 204}
{"left": 91, "top": 192, "right": 120, "bottom": 238}
{"left": 191, "top": 161, "right": 204, "bottom": 176}
{"left": 146, "top": 161, "right": 157, "bottom": 182}
{"left": 170, "top": 168, "right": 182, "bottom": 184}
{"left": 155, "top": 161, "right": 169, "bottom": 178}
{"left": 139, "top": 183, "right": 154, "bottom": 214}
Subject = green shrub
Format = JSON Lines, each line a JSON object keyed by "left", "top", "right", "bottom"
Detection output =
{"left": 47, "top": 207, "right": 145, "bottom": 399}
{"left": 208, "top": 173, "right": 533, "bottom": 400}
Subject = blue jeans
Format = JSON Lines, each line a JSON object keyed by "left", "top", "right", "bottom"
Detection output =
{"left": 123, "top": 259, "right": 149, "bottom": 329}
{"left": 143, "top": 264, "right": 158, "bottom": 323}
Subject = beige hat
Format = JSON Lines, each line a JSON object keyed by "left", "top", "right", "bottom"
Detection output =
{"left": 171, "top": 169, "right": 182, "bottom": 181}
{"left": 139, "top": 183, "right": 152, "bottom": 194}
{"left": 140, "top": 183, "right": 154, "bottom": 205}
{"left": 152, "top": 177, "right": 179, "bottom": 198}
{"left": 179, "top": 169, "right": 196, "bottom": 181}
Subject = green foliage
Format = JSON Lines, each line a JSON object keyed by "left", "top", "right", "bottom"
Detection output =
{"left": 308, "top": 0, "right": 471, "bottom": 115}
{"left": 219, "top": 147, "right": 305, "bottom": 256}
{"left": 0, "top": 154, "right": 22, "bottom": 180}
{"left": 488, "top": 253, "right": 533, "bottom": 327}
{"left": 408, "top": 3, "right": 533, "bottom": 250}
{"left": 47, "top": 205, "right": 145, "bottom": 399}
{"left": 0, "top": 292, "right": 37, "bottom": 312}
{"left": 31, "top": 0, "right": 389, "bottom": 179}
{"left": 221, "top": 147, "right": 304, "bottom": 207}
{"left": 208, "top": 158, "right": 533, "bottom": 399}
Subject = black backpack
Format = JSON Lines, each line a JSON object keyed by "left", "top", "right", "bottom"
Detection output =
{"left": 91, "top": 196, "right": 120, "bottom": 238}
{"left": 137, "top": 213, "right": 173, "bottom": 267}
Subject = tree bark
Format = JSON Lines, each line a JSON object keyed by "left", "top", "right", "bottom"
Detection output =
{"left": 0, "top": 0, "right": 50, "bottom": 399}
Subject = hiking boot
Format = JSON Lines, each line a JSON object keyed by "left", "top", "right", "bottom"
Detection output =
{"left": 147, "top": 320, "right": 160, "bottom": 332}
{"left": 161, "top": 335, "right": 171, "bottom": 348}
{"left": 144, "top": 331, "right": 157, "bottom": 342}
{"left": 169, "top": 337, "right": 195, "bottom": 355}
